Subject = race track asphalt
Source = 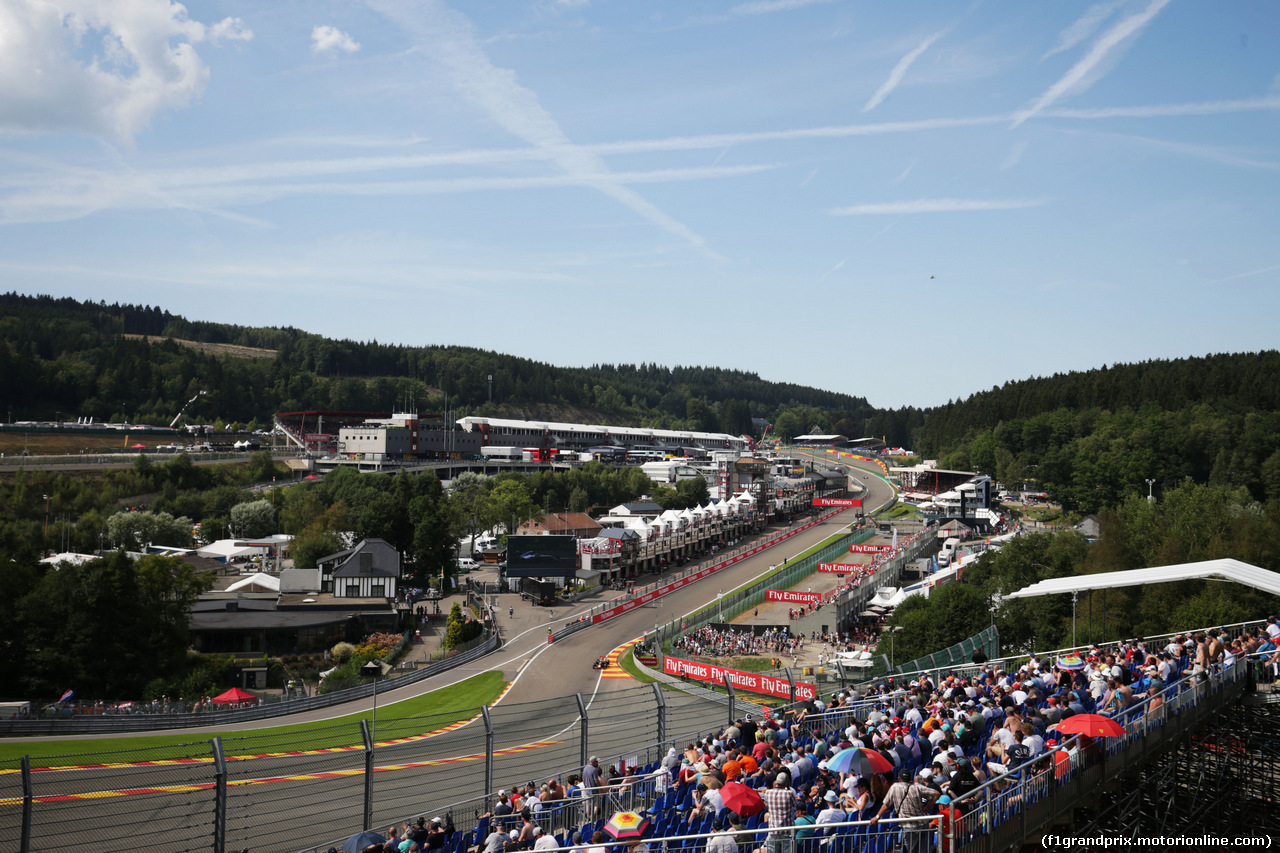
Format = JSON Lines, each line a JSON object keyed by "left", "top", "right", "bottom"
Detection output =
{"left": 2, "top": 457, "right": 895, "bottom": 853}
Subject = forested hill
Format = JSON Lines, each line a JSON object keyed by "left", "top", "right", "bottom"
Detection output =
{"left": 0, "top": 292, "right": 879, "bottom": 437}
{"left": 912, "top": 352, "right": 1280, "bottom": 512}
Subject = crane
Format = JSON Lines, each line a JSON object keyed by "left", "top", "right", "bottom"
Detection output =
{"left": 170, "top": 390, "right": 208, "bottom": 429}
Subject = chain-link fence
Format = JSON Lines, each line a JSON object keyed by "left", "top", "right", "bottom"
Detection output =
{"left": 3, "top": 680, "right": 739, "bottom": 853}
{"left": 650, "top": 524, "right": 875, "bottom": 649}
{"left": 893, "top": 624, "right": 1001, "bottom": 676}
{"left": 0, "top": 628, "right": 499, "bottom": 738}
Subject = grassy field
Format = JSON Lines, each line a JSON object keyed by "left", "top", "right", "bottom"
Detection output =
{"left": 0, "top": 671, "right": 507, "bottom": 764}
{"left": 0, "top": 430, "right": 168, "bottom": 455}
{"left": 123, "top": 334, "right": 277, "bottom": 360}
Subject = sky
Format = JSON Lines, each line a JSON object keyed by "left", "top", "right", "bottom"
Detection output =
{"left": 1, "top": 0, "right": 1277, "bottom": 409}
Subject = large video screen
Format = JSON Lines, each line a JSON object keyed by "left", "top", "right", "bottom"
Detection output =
{"left": 506, "top": 535, "right": 579, "bottom": 578}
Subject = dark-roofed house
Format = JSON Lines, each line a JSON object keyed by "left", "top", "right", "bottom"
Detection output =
{"left": 318, "top": 538, "right": 401, "bottom": 599}
{"left": 607, "top": 501, "right": 664, "bottom": 519}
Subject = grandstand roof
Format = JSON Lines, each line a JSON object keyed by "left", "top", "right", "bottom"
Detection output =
{"left": 1004, "top": 558, "right": 1280, "bottom": 599}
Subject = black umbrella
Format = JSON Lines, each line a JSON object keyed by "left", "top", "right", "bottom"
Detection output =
{"left": 343, "top": 831, "right": 386, "bottom": 852}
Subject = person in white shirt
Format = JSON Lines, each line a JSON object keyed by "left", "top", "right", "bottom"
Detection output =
{"left": 705, "top": 816, "right": 739, "bottom": 853}
{"left": 533, "top": 827, "right": 558, "bottom": 852}
{"left": 814, "top": 791, "right": 846, "bottom": 838}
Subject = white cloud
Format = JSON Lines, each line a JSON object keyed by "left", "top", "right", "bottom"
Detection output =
{"left": 208, "top": 17, "right": 253, "bottom": 45}
{"left": 1012, "top": 0, "right": 1171, "bottom": 127}
{"left": 863, "top": 30, "right": 947, "bottom": 113}
{"left": 1044, "top": 94, "right": 1280, "bottom": 120}
{"left": 0, "top": 0, "right": 242, "bottom": 142}
{"left": 311, "top": 25, "right": 360, "bottom": 54}
{"left": 1211, "top": 263, "right": 1280, "bottom": 285}
{"left": 730, "top": 0, "right": 837, "bottom": 16}
{"left": 370, "top": 0, "right": 722, "bottom": 258}
{"left": 1042, "top": 1, "right": 1124, "bottom": 59}
{"left": 0, "top": 161, "right": 777, "bottom": 225}
{"left": 830, "top": 198, "right": 1046, "bottom": 216}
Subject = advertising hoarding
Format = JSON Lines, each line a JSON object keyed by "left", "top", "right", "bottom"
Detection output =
{"left": 662, "top": 655, "right": 816, "bottom": 702}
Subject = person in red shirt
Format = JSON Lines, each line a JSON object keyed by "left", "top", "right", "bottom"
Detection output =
{"left": 932, "top": 795, "right": 962, "bottom": 852}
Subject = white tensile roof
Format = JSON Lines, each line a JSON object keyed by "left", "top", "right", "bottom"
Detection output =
{"left": 1004, "top": 558, "right": 1280, "bottom": 599}
{"left": 225, "top": 573, "right": 281, "bottom": 592}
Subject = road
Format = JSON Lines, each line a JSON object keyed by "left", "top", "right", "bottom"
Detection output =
{"left": 2, "top": 456, "right": 895, "bottom": 853}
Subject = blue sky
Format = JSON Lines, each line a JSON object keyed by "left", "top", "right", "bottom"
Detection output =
{"left": 1, "top": 0, "right": 1277, "bottom": 409}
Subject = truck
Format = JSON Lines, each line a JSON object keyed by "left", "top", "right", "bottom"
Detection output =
{"left": 641, "top": 460, "right": 700, "bottom": 484}
{"left": 939, "top": 537, "right": 961, "bottom": 563}
{"left": 522, "top": 578, "right": 557, "bottom": 606}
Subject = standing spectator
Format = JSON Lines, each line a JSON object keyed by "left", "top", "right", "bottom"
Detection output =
{"left": 870, "top": 769, "right": 938, "bottom": 853}
{"left": 759, "top": 776, "right": 799, "bottom": 853}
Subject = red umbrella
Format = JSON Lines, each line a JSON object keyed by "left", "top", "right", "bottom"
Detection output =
{"left": 1053, "top": 713, "right": 1126, "bottom": 738}
{"left": 131, "top": 443, "right": 147, "bottom": 449}
{"left": 211, "top": 687, "right": 257, "bottom": 705}
{"left": 718, "top": 780, "right": 765, "bottom": 817}
{"left": 603, "top": 812, "right": 650, "bottom": 841}
{"left": 304, "top": 474, "right": 321, "bottom": 480}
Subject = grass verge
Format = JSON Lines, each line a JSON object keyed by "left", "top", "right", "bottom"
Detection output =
{"left": 0, "top": 671, "right": 507, "bottom": 764}
{"left": 617, "top": 648, "right": 657, "bottom": 684}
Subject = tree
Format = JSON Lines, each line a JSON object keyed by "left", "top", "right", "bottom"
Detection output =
{"left": 490, "top": 479, "right": 537, "bottom": 538}
{"left": 106, "top": 510, "right": 193, "bottom": 550}
{"left": 230, "top": 499, "right": 276, "bottom": 539}
{"left": 407, "top": 475, "right": 457, "bottom": 587}
{"left": 19, "top": 552, "right": 211, "bottom": 698}
{"left": 443, "top": 602, "right": 465, "bottom": 648}
{"left": 449, "top": 472, "right": 495, "bottom": 556}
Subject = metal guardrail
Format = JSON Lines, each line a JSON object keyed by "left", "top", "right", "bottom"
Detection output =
{"left": 950, "top": 656, "right": 1252, "bottom": 852}
{"left": 0, "top": 629, "right": 500, "bottom": 737}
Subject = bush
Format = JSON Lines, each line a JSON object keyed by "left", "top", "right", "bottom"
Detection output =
{"left": 331, "top": 642, "right": 357, "bottom": 663}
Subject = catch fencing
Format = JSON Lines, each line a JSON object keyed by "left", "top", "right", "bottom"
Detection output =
{"left": 0, "top": 628, "right": 499, "bottom": 738}
{"left": 650, "top": 525, "right": 875, "bottom": 651}
{"left": 1, "top": 681, "right": 743, "bottom": 853}
{"left": 889, "top": 624, "right": 1001, "bottom": 678}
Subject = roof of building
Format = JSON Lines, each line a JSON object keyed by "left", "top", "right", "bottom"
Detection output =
{"left": 544, "top": 512, "right": 601, "bottom": 531}
{"left": 318, "top": 538, "right": 401, "bottom": 578}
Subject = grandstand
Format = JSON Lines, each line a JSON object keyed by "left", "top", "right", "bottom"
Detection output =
{"left": 6, "top": 620, "right": 1276, "bottom": 852}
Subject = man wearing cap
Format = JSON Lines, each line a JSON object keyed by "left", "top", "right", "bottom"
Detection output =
{"left": 493, "top": 790, "right": 513, "bottom": 818}
{"left": 706, "top": 814, "right": 739, "bottom": 853}
{"left": 760, "top": 775, "right": 799, "bottom": 853}
{"left": 483, "top": 825, "right": 508, "bottom": 853}
{"left": 532, "top": 827, "right": 557, "bottom": 852}
{"left": 503, "top": 828, "right": 526, "bottom": 853}
{"left": 581, "top": 756, "right": 602, "bottom": 817}
{"left": 405, "top": 818, "right": 430, "bottom": 847}
{"left": 814, "top": 790, "right": 846, "bottom": 840}
{"left": 871, "top": 769, "right": 938, "bottom": 853}
{"left": 425, "top": 818, "right": 447, "bottom": 851}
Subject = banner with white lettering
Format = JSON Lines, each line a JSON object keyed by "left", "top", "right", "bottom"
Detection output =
{"left": 850, "top": 543, "right": 890, "bottom": 554}
{"left": 816, "top": 562, "right": 851, "bottom": 573}
{"left": 766, "top": 589, "right": 822, "bottom": 604}
{"left": 662, "top": 655, "right": 816, "bottom": 702}
{"left": 813, "top": 498, "right": 862, "bottom": 507}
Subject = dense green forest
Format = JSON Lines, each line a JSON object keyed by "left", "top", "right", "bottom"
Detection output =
{"left": 0, "top": 450, "right": 707, "bottom": 698}
{"left": 887, "top": 479, "right": 1280, "bottom": 662}
{"left": 0, "top": 292, "right": 894, "bottom": 441}
{"left": 896, "top": 352, "right": 1280, "bottom": 512}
